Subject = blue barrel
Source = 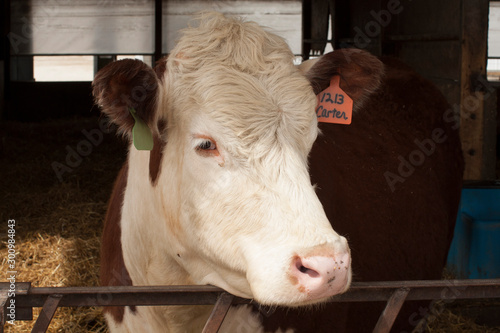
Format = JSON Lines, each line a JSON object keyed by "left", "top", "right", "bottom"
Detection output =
{"left": 447, "top": 182, "right": 500, "bottom": 279}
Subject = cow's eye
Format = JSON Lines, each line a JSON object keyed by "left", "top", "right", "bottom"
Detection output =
{"left": 193, "top": 135, "right": 220, "bottom": 159}
{"left": 197, "top": 140, "right": 216, "bottom": 151}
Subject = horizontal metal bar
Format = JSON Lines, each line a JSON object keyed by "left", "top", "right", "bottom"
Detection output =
{"left": 0, "top": 282, "right": 30, "bottom": 295}
{"left": 1, "top": 279, "right": 499, "bottom": 310}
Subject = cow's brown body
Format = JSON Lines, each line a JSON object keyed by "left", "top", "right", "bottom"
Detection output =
{"left": 261, "top": 57, "right": 463, "bottom": 332}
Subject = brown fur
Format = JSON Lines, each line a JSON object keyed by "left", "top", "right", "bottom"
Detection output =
{"left": 100, "top": 162, "right": 137, "bottom": 322}
{"left": 147, "top": 59, "right": 168, "bottom": 185}
{"left": 154, "top": 56, "right": 168, "bottom": 83}
{"left": 261, "top": 53, "right": 463, "bottom": 332}
{"left": 92, "top": 59, "right": 159, "bottom": 137}
{"left": 97, "top": 58, "right": 169, "bottom": 322}
{"left": 305, "top": 49, "right": 385, "bottom": 111}
{"left": 93, "top": 58, "right": 166, "bottom": 185}
{"left": 97, "top": 59, "right": 169, "bottom": 323}
{"left": 149, "top": 120, "right": 166, "bottom": 185}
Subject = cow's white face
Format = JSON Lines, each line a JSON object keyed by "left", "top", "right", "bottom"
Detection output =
{"left": 155, "top": 19, "right": 351, "bottom": 305}
{"left": 94, "top": 12, "right": 352, "bottom": 308}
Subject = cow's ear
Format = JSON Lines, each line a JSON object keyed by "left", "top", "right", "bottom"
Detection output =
{"left": 303, "top": 49, "right": 384, "bottom": 111}
{"left": 92, "top": 59, "right": 159, "bottom": 138}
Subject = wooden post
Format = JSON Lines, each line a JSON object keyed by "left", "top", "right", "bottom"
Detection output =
{"left": 154, "top": 0, "right": 163, "bottom": 65}
{"left": 460, "top": 0, "right": 495, "bottom": 180}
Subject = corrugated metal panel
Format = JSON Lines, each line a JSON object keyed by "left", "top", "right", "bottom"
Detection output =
{"left": 163, "top": 1, "right": 302, "bottom": 54}
{"left": 489, "top": 2, "right": 500, "bottom": 58}
{"left": 10, "top": 0, "right": 155, "bottom": 55}
{"left": 9, "top": 0, "right": 301, "bottom": 56}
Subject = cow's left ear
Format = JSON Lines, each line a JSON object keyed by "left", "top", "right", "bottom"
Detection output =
{"left": 302, "top": 49, "right": 384, "bottom": 111}
{"left": 92, "top": 59, "right": 159, "bottom": 138}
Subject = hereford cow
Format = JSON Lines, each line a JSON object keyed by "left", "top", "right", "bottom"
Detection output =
{"left": 93, "top": 12, "right": 463, "bottom": 333}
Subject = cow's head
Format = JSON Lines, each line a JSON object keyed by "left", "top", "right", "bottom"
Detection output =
{"left": 93, "top": 13, "right": 383, "bottom": 306}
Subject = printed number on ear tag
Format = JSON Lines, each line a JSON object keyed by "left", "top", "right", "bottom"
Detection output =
{"left": 129, "top": 108, "right": 154, "bottom": 151}
{"left": 316, "top": 76, "right": 353, "bottom": 125}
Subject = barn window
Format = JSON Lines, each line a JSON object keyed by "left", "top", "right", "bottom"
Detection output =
{"left": 9, "top": 0, "right": 302, "bottom": 82}
{"left": 33, "top": 56, "right": 94, "bottom": 82}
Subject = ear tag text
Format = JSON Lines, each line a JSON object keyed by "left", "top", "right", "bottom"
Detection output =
{"left": 129, "top": 108, "right": 154, "bottom": 151}
{"left": 316, "top": 76, "right": 353, "bottom": 125}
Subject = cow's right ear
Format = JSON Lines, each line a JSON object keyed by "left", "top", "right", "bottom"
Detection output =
{"left": 92, "top": 59, "right": 159, "bottom": 138}
{"left": 302, "top": 49, "right": 384, "bottom": 112}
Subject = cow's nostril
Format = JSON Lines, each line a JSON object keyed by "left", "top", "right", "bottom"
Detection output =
{"left": 296, "top": 259, "right": 320, "bottom": 277}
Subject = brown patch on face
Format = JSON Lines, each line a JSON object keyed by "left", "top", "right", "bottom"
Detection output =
{"left": 154, "top": 56, "right": 168, "bottom": 82}
{"left": 287, "top": 254, "right": 311, "bottom": 294}
{"left": 288, "top": 254, "right": 300, "bottom": 286}
{"left": 100, "top": 162, "right": 137, "bottom": 322}
{"left": 149, "top": 119, "right": 166, "bottom": 185}
{"left": 148, "top": 56, "right": 169, "bottom": 185}
{"left": 298, "top": 244, "right": 337, "bottom": 259}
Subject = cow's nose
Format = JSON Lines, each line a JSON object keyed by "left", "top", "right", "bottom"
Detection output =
{"left": 290, "top": 252, "right": 351, "bottom": 300}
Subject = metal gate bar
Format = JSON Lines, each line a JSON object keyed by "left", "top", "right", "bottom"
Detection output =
{"left": 1, "top": 279, "right": 499, "bottom": 333}
{"left": 0, "top": 292, "right": 8, "bottom": 329}
{"left": 202, "top": 292, "right": 234, "bottom": 333}
{"left": 31, "top": 295, "right": 62, "bottom": 333}
{"left": 372, "top": 288, "right": 410, "bottom": 333}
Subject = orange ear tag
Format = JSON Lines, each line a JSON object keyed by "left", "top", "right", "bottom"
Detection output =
{"left": 316, "top": 76, "right": 353, "bottom": 125}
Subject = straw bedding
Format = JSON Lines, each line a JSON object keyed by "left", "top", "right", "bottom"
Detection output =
{"left": 0, "top": 116, "right": 498, "bottom": 332}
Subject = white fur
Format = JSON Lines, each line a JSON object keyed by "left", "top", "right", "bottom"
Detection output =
{"left": 110, "top": 13, "right": 351, "bottom": 332}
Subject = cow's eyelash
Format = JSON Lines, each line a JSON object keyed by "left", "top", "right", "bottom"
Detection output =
{"left": 197, "top": 140, "right": 216, "bottom": 151}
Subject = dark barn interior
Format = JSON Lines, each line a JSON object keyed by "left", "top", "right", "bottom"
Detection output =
{"left": 1, "top": 0, "right": 499, "bottom": 332}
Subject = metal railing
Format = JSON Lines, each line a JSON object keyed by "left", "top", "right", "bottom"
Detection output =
{"left": 1, "top": 279, "right": 499, "bottom": 333}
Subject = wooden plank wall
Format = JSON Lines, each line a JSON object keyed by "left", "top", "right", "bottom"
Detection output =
{"left": 357, "top": 0, "right": 496, "bottom": 180}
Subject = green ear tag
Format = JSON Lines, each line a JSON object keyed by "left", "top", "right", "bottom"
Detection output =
{"left": 129, "top": 108, "right": 153, "bottom": 151}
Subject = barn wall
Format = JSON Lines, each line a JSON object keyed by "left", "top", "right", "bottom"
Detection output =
{"left": 163, "top": 1, "right": 302, "bottom": 54}
{"left": 9, "top": 0, "right": 302, "bottom": 56}
{"left": 2, "top": 0, "right": 497, "bottom": 180}
{"left": 383, "top": 0, "right": 494, "bottom": 180}
{"left": 489, "top": 2, "right": 500, "bottom": 58}
{"left": 332, "top": 0, "right": 495, "bottom": 180}
{"left": 4, "top": 0, "right": 302, "bottom": 121}
{"left": 383, "top": 0, "right": 462, "bottom": 106}
{"left": 1, "top": 0, "right": 8, "bottom": 120}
